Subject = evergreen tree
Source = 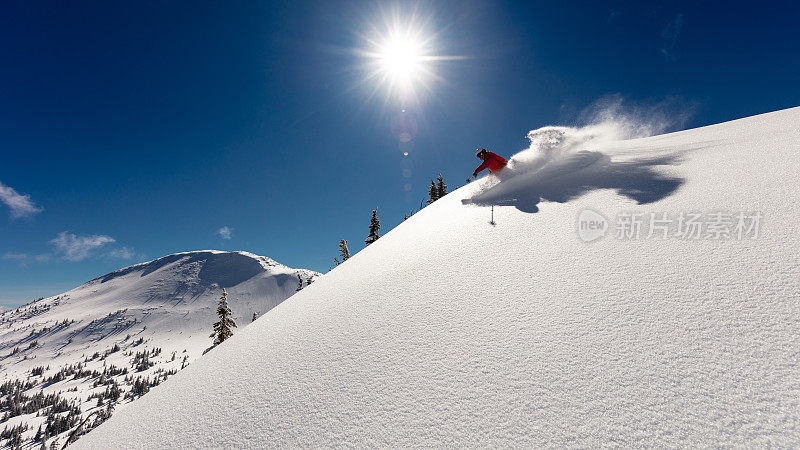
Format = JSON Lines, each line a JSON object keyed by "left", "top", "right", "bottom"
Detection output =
{"left": 436, "top": 173, "right": 448, "bottom": 199}
{"left": 426, "top": 180, "right": 438, "bottom": 204}
{"left": 365, "top": 207, "right": 381, "bottom": 245}
{"left": 210, "top": 289, "right": 237, "bottom": 345}
{"left": 338, "top": 240, "right": 350, "bottom": 262}
{"left": 296, "top": 273, "right": 305, "bottom": 291}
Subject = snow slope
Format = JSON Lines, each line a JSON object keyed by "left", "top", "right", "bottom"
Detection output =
{"left": 0, "top": 250, "right": 317, "bottom": 446}
{"left": 80, "top": 108, "right": 800, "bottom": 448}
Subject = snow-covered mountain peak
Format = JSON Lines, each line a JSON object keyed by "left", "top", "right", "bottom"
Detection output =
{"left": 1, "top": 250, "right": 317, "bottom": 377}
{"left": 0, "top": 250, "right": 318, "bottom": 448}
{"left": 92, "top": 250, "right": 292, "bottom": 287}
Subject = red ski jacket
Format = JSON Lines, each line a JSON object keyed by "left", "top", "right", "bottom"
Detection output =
{"left": 474, "top": 152, "right": 508, "bottom": 175}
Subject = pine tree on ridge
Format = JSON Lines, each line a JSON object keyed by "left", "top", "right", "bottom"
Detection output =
{"left": 210, "top": 289, "right": 237, "bottom": 345}
{"left": 338, "top": 240, "right": 350, "bottom": 262}
{"left": 365, "top": 208, "right": 381, "bottom": 245}
{"left": 427, "top": 180, "right": 438, "bottom": 204}
{"left": 436, "top": 173, "right": 448, "bottom": 199}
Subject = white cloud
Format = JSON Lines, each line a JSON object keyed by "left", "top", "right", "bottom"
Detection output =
{"left": 50, "top": 231, "right": 115, "bottom": 262}
{"left": 104, "top": 246, "right": 138, "bottom": 260}
{"left": 1, "top": 252, "right": 50, "bottom": 266}
{"left": 2, "top": 252, "right": 28, "bottom": 261}
{"left": 0, "top": 181, "right": 43, "bottom": 219}
{"left": 216, "top": 226, "right": 233, "bottom": 240}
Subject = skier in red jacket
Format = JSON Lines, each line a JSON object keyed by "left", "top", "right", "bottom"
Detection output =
{"left": 468, "top": 148, "right": 507, "bottom": 181}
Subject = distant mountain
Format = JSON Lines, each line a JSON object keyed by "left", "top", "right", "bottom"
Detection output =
{"left": 0, "top": 250, "right": 318, "bottom": 448}
{"left": 81, "top": 108, "right": 799, "bottom": 448}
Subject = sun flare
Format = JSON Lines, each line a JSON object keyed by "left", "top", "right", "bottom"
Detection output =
{"left": 378, "top": 36, "right": 423, "bottom": 83}
{"left": 357, "top": 8, "right": 463, "bottom": 107}
{"left": 360, "top": 20, "right": 442, "bottom": 104}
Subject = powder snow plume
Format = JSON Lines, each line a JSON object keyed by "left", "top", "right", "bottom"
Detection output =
{"left": 463, "top": 94, "right": 701, "bottom": 212}
{"left": 464, "top": 116, "right": 695, "bottom": 213}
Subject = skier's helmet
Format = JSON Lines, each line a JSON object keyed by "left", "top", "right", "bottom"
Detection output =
{"left": 475, "top": 148, "right": 487, "bottom": 159}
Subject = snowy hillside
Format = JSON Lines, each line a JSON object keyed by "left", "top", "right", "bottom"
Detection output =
{"left": 0, "top": 251, "right": 317, "bottom": 448}
{"left": 81, "top": 107, "right": 799, "bottom": 448}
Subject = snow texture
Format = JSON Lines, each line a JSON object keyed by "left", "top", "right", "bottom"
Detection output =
{"left": 79, "top": 108, "right": 800, "bottom": 448}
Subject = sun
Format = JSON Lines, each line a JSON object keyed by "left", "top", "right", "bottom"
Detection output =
{"left": 359, "top": 18, "right": 445, "bottom": 104}
{"left": 356, "top": 7, "right": 463, "bottom": 107}
{"left": 377, "top": 36, "right": 423, "bottom": 84}
{"left": 364, "top": 28, "right": 433, "bottom": 99}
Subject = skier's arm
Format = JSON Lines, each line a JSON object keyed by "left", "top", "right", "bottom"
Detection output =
{"left": 473, "top": 160, "right": 490, "bottom": 177}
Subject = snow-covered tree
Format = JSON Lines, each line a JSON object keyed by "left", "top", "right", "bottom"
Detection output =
{"left": 436, "top": 173, "right": 448, "bottom": 199}
{"left": 296, "top": 273, "right": 305, "bottom": 291}
{"left": 365, "top": 208, "right": 381, "bottom": 245}
{"left": 338, "top": 240, "right": 350, "bottom": 262}
{"left": 210, "top": 289, "right": 236, "bottom": 345}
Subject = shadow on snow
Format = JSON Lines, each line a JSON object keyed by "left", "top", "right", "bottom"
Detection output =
{"left": 463, "top": 150, "right": 688, "bottom": 214}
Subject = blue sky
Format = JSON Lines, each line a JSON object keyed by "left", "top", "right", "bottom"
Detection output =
{"left": 2, "top": 1, "right": 799, "bottom": 306}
